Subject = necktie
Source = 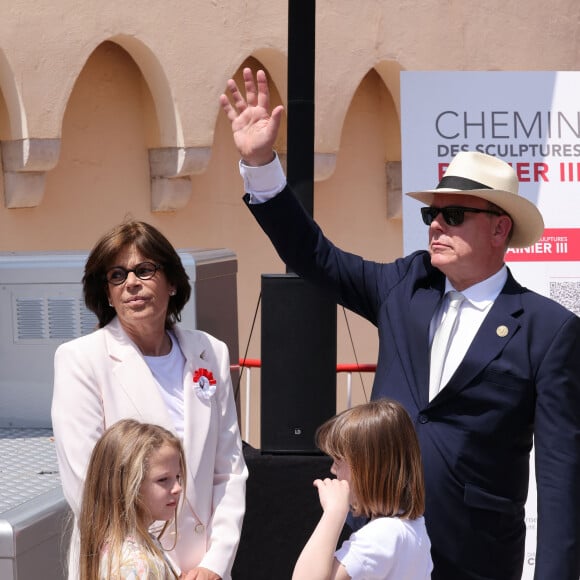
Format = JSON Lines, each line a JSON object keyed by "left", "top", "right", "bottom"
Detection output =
{"left": 429, "top": 291, "right": 465, "bottom": 400}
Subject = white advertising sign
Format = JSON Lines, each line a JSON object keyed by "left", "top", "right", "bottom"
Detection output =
{"left": 401, "top": 71, "right": 580, "bottom": 579}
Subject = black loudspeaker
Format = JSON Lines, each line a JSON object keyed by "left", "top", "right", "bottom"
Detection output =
{"left": 260, "top": 273, "right": 337, "bottom": 454}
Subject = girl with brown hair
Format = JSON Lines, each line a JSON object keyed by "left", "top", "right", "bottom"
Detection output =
{"left": 293, "top": 398, "right": 433, "bottom": 580}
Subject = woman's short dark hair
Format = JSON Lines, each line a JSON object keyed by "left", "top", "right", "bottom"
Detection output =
{"left": 83, "top": 220, "right": 191, "bottom": 328}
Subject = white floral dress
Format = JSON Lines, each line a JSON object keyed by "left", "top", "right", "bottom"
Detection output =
{"left": 100, "top": 535, "right": 179, "bottom": 579}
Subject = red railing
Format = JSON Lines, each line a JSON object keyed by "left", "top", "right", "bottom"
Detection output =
{"left": 336, "top": 363, "right": 377, "bottom": 373}
{"left": 234, "top": 358, "right": 377, "bottom": 441}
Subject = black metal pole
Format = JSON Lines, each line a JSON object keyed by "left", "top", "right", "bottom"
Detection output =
{"left": 287, "top": 0, "right": 316, "bottom": 219}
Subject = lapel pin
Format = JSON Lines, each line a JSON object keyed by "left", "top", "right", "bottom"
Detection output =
{"left": 193, "top": 367, "right": 217, "bottom": 400}
{"left": 496, "top": 325, "right": 509, "bottom": 338}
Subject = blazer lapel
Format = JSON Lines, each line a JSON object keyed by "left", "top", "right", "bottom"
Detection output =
{"left": 174, "top": 327, "right": 213, "bottom": 491}
{"left": 388, "top": 270, "right": 445, "bottom": 409}
{"left": 104, "top": 318, "right": 174, "bottom": 429}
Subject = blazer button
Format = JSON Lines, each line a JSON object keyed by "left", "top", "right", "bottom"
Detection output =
{"left": 418, "top": 414, "right": 429, "bottom": 424}
{"left": 195, "top": 523, "right": 205, "bottom": 534}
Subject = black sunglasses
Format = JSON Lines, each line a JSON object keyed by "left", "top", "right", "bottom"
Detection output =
{"left": 106, "top": 261, "right": 162, "bottom": 285}
{"left": 420, "top": 205, "right": 503, "bottom": 227}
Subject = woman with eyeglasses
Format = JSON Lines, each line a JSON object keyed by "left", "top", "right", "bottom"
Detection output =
{"left": 51, "top": 220, "right": 247, "bottom": 580}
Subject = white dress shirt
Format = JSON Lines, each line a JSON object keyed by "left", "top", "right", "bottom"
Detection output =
{"left": 430, "top": 266, "right": 508, "bottom": 390}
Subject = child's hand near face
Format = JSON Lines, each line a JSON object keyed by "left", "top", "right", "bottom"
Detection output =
{"left": 313, "top": 478, "right": 351, "bottom": 520}
{"left": 292, "top": 478, "right": 352, "bottom": 580}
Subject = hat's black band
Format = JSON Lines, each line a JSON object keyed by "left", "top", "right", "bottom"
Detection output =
{"left": 436, "top": 175, "right": 492, "bottom": 191}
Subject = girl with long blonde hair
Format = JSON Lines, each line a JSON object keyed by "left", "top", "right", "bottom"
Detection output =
{"left": 79, "top": 419, "right": 185, "bottom": 579}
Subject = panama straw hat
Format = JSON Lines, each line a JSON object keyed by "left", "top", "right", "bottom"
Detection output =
{"left": 406, "top": 151, "right": 545, "bottom": 248}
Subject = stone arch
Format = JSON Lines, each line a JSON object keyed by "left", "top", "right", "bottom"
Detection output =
{"left": 0, "top": 49, "right": 27, "bottom": 140}
{"left": 109, "top": 34, "right": 182, "bottom": 147}
{"left": 100, "top": 35, "right": 206, "bottom": 211}
{"left": 0, "top": 49, "right": 62, "bottom": 207}
{"left": 315, "top": 59, "right": 402, "bottom": 186}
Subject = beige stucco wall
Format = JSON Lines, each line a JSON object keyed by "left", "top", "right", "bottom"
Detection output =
{"left": 1, "top": 0, "right": 578, "bottom": 446}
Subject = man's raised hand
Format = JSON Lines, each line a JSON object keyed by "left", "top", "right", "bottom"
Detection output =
{"left": 220, "top": 67, "right": 284, "bottom": 167}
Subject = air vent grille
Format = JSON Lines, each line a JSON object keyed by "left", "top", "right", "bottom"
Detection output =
{"left": 15, "top": 296, "right": 97, "bottom": 342}
{"left": 15, "top": 299, "right": 45, "bottom": 339}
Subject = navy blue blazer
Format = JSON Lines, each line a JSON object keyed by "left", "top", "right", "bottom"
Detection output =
{"left": 246, "top": 187, "right": 580, "bottom": 580}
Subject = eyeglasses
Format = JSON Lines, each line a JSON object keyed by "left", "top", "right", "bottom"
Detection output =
{"left": 106, "top": 262, "right": 162, "bottom": 285}
{"left": 420, "top": 205, "right": 503, "bottom": 227}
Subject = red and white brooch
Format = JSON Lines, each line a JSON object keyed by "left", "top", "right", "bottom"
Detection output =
{"left": 193, "top": 368, "right": 217, "bottom": 400}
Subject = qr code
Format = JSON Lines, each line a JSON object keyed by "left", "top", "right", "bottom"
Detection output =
{"left": 549, "top": 281, "right": 580, "bottom": 316}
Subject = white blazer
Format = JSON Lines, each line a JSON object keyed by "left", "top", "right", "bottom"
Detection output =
{"left": 51, "top": 317, "right": 247, "bottom": 579}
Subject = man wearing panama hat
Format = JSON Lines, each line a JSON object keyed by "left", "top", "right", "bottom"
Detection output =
{"left": 407, "top": 150, "right": 545, "bottom": 249}
{"left": 221, "top": 68, "right": 580, "bottom": 580}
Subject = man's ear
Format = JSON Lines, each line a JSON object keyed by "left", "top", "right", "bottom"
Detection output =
{"left": 493, "top": 215, "right": 513, "bottom": 247}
